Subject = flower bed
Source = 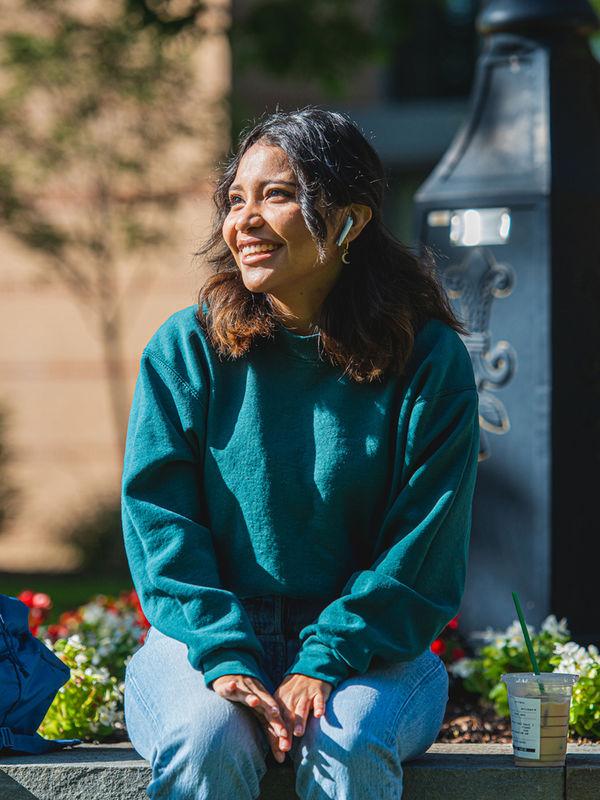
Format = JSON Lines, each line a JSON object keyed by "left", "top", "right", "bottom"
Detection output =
{"left": 13, "top": 588, "right": 600, "bottom": 745}
{"left": 443, "top": 615, "right": 600, "bottom": 743}
{"left": 17, "top": 587, "right": 149, "bottom": 741}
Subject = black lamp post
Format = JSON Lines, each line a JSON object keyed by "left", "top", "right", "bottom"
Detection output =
{"left": 413, "top": 0, "right": 600, "bottom": 640}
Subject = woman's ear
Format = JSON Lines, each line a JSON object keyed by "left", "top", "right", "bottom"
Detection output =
{"left": 346, "top": 203, "right": 372, "bottom": 242}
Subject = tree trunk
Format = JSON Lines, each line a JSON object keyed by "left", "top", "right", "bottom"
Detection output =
{"left": 99, "top": 302, "right": 129, "bottom": 468}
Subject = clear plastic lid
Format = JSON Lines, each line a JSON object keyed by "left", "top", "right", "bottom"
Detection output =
{"left": 501, "top": 672, "right": 579, "bottom": 686}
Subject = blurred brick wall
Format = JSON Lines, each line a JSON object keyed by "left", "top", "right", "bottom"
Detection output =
{"left": 0, "top": 7, "right": 230, "bottom": 573}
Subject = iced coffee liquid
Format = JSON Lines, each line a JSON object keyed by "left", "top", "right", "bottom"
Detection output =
{"left": 511, "top": 696, "right": 570, "bottom": 767}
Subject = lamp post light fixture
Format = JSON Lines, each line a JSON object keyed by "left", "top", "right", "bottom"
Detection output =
{"left": 413, "top": 0, "right": 600, "bottom": 640}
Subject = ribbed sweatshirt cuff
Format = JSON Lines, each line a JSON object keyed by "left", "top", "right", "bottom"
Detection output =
{"left": 199, "top": 648, "right": 273, "bottom": 693}
{"left": 282, "top": 636, "right": 352, "bottom": 689}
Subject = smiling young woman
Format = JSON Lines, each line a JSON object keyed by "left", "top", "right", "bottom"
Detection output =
{"left": 121, "top": 107, "right": 481, "bottom": 800}
{"left": 219, "top": 141, "right": 372, "bottom": 337}
{"left": 194, "top": 107, "right": 466, "bottom": 381}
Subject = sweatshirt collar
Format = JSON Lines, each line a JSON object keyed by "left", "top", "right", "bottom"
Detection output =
{"left": 274, "top": 320, "right": 323, "bottom": 362}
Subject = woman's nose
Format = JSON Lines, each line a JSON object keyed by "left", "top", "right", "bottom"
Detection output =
{"left": 235, "top": 203, "right": 263, "bottom": 232}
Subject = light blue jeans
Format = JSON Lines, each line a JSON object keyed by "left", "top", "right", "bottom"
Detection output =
{"left": 124, "top": 594, "right": 448, "bottom": 799}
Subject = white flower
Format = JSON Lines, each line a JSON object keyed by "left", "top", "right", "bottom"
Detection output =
{"left": 504, "top": 620, "right": 536, "bottom": 648}
{"left": 469, "top": 626, "right": 500, "bottom": 644}
{"left": 74, "top": 652, "right": 89, "bottom": 667}
{"left": 541, "top": 615, "right": 570, "bottom": 638}
{"left": 449, "top": 657, "right": 475, "bottom": 678}
{"left": 552, "top": 640, "right": 600, "bottom": 676}
{"left": 81, "top": 603, "right": 106, "bottom": 624}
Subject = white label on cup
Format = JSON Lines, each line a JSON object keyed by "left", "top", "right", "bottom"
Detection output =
{"left": 508, "top": 695, "right": 541, "bottom": 759}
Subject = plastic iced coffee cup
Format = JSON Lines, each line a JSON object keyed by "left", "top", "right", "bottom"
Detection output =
{"left": 501, "top": 673, "right": 579, "bottom": 767}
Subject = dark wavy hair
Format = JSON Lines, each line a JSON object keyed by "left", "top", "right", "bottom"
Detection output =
{"left": 194, "top": 106, "right": 466, "bottom": 383}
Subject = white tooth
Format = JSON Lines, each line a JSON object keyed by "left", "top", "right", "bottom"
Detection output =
{"left": 241, "top": 243, "right": 279, "bottom": 255}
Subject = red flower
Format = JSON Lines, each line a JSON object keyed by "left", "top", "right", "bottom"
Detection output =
{"left": 17, "top": 589, "right": 35, "bottom": 607}
{"left": 451, "top": 647, "right": 466, "bottom": 660}
{"left": 124, "top": 589, "right": 142, "bottom": 611}
{"left": 59, "top": 610, "right": 83, "bottom": 626}
{"left": 430, "top": 639, "right": 446, "bottom": 655}
{"left": 136, "top": 609, "right": 150, "bottom": 629}
{"left": 17, "top": 590, "right": 53, "bottom": 633}
{"left": 32, "top": 593, "right": 52, "bottom": 610}
{"left": 125, "top": 589, "right": 150, "bottom": 628}
{"left": 447, "top": 616, "right": 460, "bottom": 630}
{"left": 47, "top": 623, "right": 69, "bottom": 639}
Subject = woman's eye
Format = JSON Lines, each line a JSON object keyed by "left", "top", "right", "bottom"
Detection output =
{"left": 227, "top": 188, "right": 292, "bottom": 208}
{"left": 268, "top": 188, "right": 292, "bottom": 198}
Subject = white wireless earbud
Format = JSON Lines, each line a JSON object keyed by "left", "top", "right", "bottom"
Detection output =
{"left": 336, "top": 215, "right": 353, "bottom": 247}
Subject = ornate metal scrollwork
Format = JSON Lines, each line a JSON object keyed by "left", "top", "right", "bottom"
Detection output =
{"left": 440, "top": 246, "right": 517, "bottom": 461}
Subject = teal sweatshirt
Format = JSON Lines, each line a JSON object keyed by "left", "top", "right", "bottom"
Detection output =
{"left": 121, "top": 303, "right": 480, "bottom": 693}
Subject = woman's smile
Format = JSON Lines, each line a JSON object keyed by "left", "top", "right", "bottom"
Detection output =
{"left": 238, "top": 239, "right": 284, "bottom": 265}
{"left": 241, "top": 248, "right": 281, "bottom": 265}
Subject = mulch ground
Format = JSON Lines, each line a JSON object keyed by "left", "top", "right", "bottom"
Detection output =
{"left": 437, "top": 696, "right": 512, "bottom": 743}
{"left": 438, "top": 684, "right": 596, "bottom": 745}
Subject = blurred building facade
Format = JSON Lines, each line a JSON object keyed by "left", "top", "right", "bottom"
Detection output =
{"left": 0, "top": 3, "right": 231, "bottom": 572}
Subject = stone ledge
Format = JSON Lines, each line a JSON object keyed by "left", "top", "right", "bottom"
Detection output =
{"left": 0, "top": 742, "right": 598, "bottom": 799}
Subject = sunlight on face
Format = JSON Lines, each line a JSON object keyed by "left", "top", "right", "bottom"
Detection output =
{"left": 221, "top": 142, "right": 344, "bottom": 314}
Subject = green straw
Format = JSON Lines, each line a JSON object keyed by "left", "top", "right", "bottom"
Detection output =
{"left": 512, "top": 592, "right": 540, "bottom": 672}
{"left": 512, "top": 591, "right": 545, "bottom": 695}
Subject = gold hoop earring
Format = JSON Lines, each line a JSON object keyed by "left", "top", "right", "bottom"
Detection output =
{"left": 341, "top": 241, "right": 350, "bottom": 264}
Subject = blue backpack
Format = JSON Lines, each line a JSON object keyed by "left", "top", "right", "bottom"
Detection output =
{"left": 0, "top": 594, "right": 81, "bottom": 755}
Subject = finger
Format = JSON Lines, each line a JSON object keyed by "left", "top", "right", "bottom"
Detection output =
{"left": 277, "top": 699, "right": 296, "bottom": 743}
{"left": 213, "top": 678, "right": 239, "bottom": 696}
{"left": 313, "top": 691, "right": 327, "bottom": 719}
{"left": 262, "top": 712, "right": 291, "bottom": 762}
{"left": 246, "top": 705, "right": 285, "bottom": 741}
{"left": 265, "top": 724, "right": 286, "bottom": 764}
{"left": 246, "top": 692, "right": 289, "bottom": 739}
{"left": 226, "top": 678, "right": 290, "bottom": 746}
{"left": 292, "top": 697, "right": 311, "bottom": 737}
{"left": 265, "top": 728, "right": 290, "bottom": 764}
{"left": 246, "top": 684, "right": 288, "bottom": 732}
{"left": 231, "top": 678, "right": 287, "bottom": 737}
{"left": 224, "top": 677, "right": 267, "bottom": 708}
{"left": 247, "top": 703, "right": 289, "bottom": 741}
{"left": 214, "top": 678, "right": 261, "bottom": 709}
{"left": 229, "top": 680, "right": 306, "bottom": 743}
{"left": 244, "top": 696, "right": 287, "bottom": 739}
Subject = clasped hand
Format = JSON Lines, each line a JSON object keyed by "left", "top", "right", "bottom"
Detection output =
{"left": 211, "top": 673, "right": 332, "bottom": 762}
